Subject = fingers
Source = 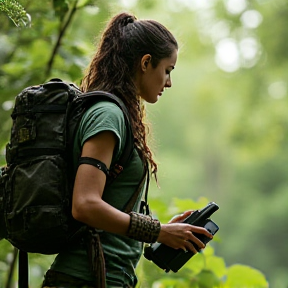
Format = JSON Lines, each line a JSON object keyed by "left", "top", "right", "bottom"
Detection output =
{"left": 180, "top": 230, "right": 203, "bottom": 250}
{"left": 169, "top": 210, "right": 194, "bottom": 224}
{"left": 158, "top": 222, "right": 213, "bottom": 252}
{"left": 180, "top": 238, "right": 199, "bottom": 254}
{"left": 182, "top": 225, "right": 213, "bottom": 251}
{"left": 189, "top": 225, "right": 214, "bottom": 238}
{"left": 187, "top": 232, "right": 205, "bottom": 250}
{"left": 168, "top": 214, "right": 181, "bottom": 224}
{"left": 184, "top": 240, "right": 198, "bottom": 254}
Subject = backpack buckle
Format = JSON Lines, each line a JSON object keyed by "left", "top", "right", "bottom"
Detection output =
{"left": 109, "top": 163, "right": 123, "bottom": 179}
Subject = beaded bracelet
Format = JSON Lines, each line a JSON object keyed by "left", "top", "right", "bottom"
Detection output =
{"left": 126, "top": 212, "right": 161, "bottom": 243}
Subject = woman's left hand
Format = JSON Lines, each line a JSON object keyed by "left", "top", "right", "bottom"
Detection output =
{"left": 168, "top": 210, "right": 194, "bottom": 223}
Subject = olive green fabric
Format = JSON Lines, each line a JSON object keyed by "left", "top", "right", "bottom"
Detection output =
{"left": 50, "top": 101, "right": 145, "bottom": 287}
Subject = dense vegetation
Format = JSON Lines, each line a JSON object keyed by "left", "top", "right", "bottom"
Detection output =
{"left": 1, "top": 0, "right": 287, "bottom": 287}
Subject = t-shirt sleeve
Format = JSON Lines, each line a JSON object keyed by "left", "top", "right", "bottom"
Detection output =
{"left": 77, "top": 101, "right": 127, "bottom": 161}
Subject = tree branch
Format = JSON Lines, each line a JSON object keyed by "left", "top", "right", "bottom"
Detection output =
{"left": 5, "top": 248, "right": 18, "bottom": 288}
{"left": 45, "top": 0, "right": 79, "bottom": 79}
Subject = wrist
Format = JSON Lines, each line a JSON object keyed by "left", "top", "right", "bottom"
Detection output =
{"left": 126, "top": 212, "right": 161, "bottom": 243}
{"left": 156, "top": 224, "right": 168, "bottom": 243}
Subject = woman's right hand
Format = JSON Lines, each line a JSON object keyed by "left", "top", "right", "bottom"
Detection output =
{"left": 157, "top": 222, "right": 213, "bottom": 254}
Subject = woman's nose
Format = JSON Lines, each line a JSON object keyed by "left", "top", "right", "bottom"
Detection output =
{"left": 165, "top": 77, "right": 172, "bottom": 88}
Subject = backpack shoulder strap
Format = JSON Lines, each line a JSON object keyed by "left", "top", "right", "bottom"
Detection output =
{"left": 73, "top": 91, "right": 134, "bottom": 182}
{"left": 75, "top": 91, "right": 150, "bottom": 213}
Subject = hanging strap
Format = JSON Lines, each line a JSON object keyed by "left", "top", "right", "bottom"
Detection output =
{"left": 89, "top": 165, "right": 149, "bottom": 288}
{"left": 18, "top": 250, "right": 28, "bottom": 288}
{"left": 139, "top": 169, "right": 151, "bottom": 216}
{"left": 124, "top": 166, "right": 150, "bottom": 214}
{"left": 87, "top": 228, "right": 106, "bottom": 288}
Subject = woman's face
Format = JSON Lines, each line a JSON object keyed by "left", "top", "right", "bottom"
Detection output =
{"left": 136, "top": 49, "right": 178, "bottom": 103}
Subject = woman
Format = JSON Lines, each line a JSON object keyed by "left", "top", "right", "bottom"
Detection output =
{"left": 42, "top": 12, "right": 212, "bottom": 288}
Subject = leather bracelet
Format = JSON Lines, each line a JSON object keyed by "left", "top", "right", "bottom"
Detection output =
{"left": 126, "top": 212, "right": 161, "bottom": 243}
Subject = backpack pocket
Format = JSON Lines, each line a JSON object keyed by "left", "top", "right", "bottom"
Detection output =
{"left": 5, "top": 155, "right": 75, "bottom": 254}
{"left": 21, "top": 205, "right": 69, "bottom": 253}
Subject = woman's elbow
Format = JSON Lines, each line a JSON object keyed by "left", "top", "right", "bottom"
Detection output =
{"left": 72, "top": 198, "right": 96, "bottom": 223}
{"left": 72, "top": 201, "right": 86, "bottom": 223}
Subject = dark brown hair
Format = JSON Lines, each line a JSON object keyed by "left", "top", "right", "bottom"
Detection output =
{"left": 81, "top": 12, "right": 178, "bottom": 175}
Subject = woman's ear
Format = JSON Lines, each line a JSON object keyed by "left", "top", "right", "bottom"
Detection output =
{"left": 140, "top": 54, "right": 152, "bottom": 72}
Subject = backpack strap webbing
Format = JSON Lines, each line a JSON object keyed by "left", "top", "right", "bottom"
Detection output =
{"left": 18, "top": 249, "right": 28, "bottom": 288}
{"left": 123, "top": 163, "right": 150, "bottom": 214}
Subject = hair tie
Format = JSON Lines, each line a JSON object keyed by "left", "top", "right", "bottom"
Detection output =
{"left": 123, "top": 16, "right": 135, "bottom": 26}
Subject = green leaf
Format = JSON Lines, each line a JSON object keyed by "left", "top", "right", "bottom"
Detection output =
{"left": 206, "top": 255, "right": 227, "bottom": 278}
{"left": 202, "top": 245, "right": 215, "bottom": 257}
{"left": 0, "top": 0, "right": 31, "bottom": 27}
{"left": 195, "top": 269, "right": 221, "bottom": 288}
{"left": 29, "top": 39, "right": 51, "bottom": 67}
{"left": 53, "top": 0, "right": 69, "bottom": 19}
{"left": 1, "top": 61, "right": 25, "bottom": 76}
{"left": 76, "top": 0, "right": 92, "bottom": 9}
{"left": 185, "top": 252, "right": 206, "bottom": 275}
{"left": 153, "top": 277, "right": 190, "bottom": 288}
{"left": 224, "top": 264, "right": 269, "bottom": 288}
{"left": 173, "top": 197, "right": 210, "bottom": 213}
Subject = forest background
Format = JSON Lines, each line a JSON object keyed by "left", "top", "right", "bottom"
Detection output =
{"left": 0, "top": 0, "right": 287, "bottom": 287}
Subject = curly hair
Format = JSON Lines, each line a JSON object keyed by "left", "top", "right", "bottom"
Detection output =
{"left": 80, "top": 12, "right": 178, "bottom": 176}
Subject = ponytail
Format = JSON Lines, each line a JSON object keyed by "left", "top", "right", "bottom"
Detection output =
{"left": 100, "top": 13, "right": 136, "bottom": 52}
{"left": 115, "top": 13, "right": 136, "bottom": 27}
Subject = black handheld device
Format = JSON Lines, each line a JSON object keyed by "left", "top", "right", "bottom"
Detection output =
{"left": 144, "top": 202, "right": 219, "bottom": 272}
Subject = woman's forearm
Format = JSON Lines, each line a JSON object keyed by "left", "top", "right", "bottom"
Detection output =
{"left": 72, "top": 197, "right": 131, "bottom": 235}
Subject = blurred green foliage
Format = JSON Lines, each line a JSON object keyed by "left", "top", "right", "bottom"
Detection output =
{"left": 1, "top": 0, "right": 288, "bottom": 287}
{"left": 137, "top": 198, "right": 268, "bottom": 288}
{"left": 0, "top": 0, "right": 30, "bottom": 27}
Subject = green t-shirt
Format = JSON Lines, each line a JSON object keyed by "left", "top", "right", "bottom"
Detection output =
{"left": 50, "top": 101, "right": 145, "bottom": 287}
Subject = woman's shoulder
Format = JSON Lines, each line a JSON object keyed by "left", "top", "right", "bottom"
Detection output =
{"left": 81, "top": 100, "right": 126, "bottom": 127}
{"left": 85, "top": 100, "right": 124, "bottom": 117}
{"left": 78, "top": 99, "right": 127, "bottom": 149}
